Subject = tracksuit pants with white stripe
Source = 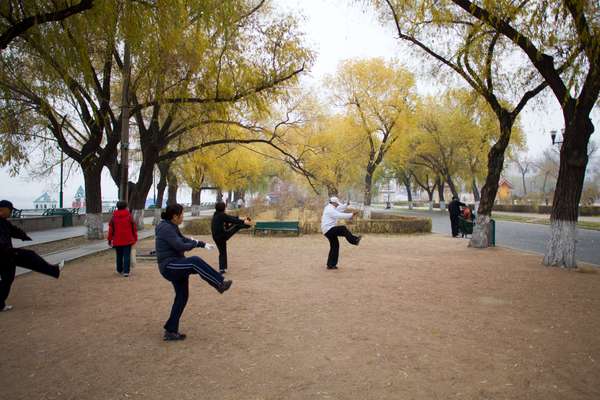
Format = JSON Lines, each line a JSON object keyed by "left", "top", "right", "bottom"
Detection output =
{"left": 160, "top": 256, "right": 224, "bottom": 333}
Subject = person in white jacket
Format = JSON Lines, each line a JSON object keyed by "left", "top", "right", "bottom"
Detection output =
{"left": 321, "top": 196, "right": 361, "bottom": 269}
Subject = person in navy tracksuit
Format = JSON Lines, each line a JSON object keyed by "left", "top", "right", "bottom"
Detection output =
{"left": 155, "top": 204, "right": 232, "bottom": 341}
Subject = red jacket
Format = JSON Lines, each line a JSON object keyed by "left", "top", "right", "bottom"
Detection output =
{"left": 108, "top": 209, "right": 138, "bottom": 246}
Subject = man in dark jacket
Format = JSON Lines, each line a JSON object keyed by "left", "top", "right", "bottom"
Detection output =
{"left": 448, "top": 196, "right": 467, "bottom": 238}
{"left": 0, "top": 200, "right": 64, "bottom": 312}
{"left": 211, "top": 202, "right": 252, "bottom": 274}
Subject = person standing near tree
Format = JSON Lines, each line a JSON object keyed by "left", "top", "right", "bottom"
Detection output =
{"left": 156, "top": 204, "right": 232, "bottom": 341}
{"left": 321, "top": 197, "right": 361, "bottom": 270}
{"left": 107, "top": 201, "right": 138, "bottom": 277}
{"left": 211, "top": 202, "right": 252, "bottom": 274}
{"left": 0, "top": 200, "right": 64, "bottom": 312}
{"left": 448, "top": 196, "right": 467, "bottom": 238}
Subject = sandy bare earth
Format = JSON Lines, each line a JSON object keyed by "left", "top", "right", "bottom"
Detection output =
{"left": 1, "top": 233, "right": 599, "bottom": 400}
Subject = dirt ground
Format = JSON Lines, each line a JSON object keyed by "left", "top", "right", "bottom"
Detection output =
{"left": 1, "top": 233, "right": 599, "bottom": 400}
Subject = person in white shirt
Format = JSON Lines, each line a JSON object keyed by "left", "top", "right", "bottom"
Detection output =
{"left": 321, "top": 196, "right": 361, "bottom": 270}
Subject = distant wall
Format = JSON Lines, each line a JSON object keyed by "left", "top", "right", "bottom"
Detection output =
{"left": 9, "top": 207, "right": 195, "bottom": 233}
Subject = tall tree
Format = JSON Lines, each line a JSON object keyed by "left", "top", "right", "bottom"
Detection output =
{"left": 446, "top": 0, "right": 600, "bottom": 266}
{"left": 330, "top": 58, "right": 416, "bottom": 217}
{"left": 373, "top": 0, "right": 551, "bottom": 247}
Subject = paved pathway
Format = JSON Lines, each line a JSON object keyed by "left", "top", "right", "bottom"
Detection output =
{"left": 377, "top": 207, "right": 600, "bottom": 266}
{"left": 13, "top": 211, "right": 212, "bottom": 277}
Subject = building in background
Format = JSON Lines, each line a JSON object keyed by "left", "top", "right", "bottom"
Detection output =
{"left": 33, "top": 192, "right": 57, "bottom": 209}
{"left": 497, "top": 177, "right": 514, "bottom": 203}
{"left": 72, "top": 186, "right": 85, "bottom": 209}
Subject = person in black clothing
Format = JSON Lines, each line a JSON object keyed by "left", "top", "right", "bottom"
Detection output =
{"left": 211, "top": 202, "right": 252, "bottom": 274}
{"left": 448, "top": 196, "right": 467, "bottom": 238}
{"left": 0, "top": 200, "right": 64, "bottom": 312}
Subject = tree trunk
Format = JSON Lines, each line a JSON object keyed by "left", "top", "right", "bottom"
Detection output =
{"left": 470, "top": 116, "right": 513, "bottom": 248}
{"left": 82, "top": 164, "right": 104, "bottom": 239}
{"left": 541, "top": 172, "right": 549, "bottom": 195}
{"left": 191, "top": 188, "right": 201, "bottom": 216}
{"left": 543, "top": 116, "right": 593, "bottom": 268}
{"left": 127, "top": 155, "right": 157, "bottom": 230}
{"left": 402, "top": 175, "right": 413, "bottom": 209}
{"left": 445, "top": 174, "right": 459, "bottom": 199}
{"left": 521, "top": 172, "right": 527, "bottom": 196}
{"left": 216, "top": 189, "right": 223, "bottom": 202}
{"left": 167, "top": 171, "right": 178, "bottom": 206}
{"left": 363, "top": 169, "right": 374, "bottom": 219}
{"left": 153, "top": 161, "right": 169, "bottom": 225}
{"left": 437, "top": 177, "right": 445, "bottom": 210}
{"left": 471, "top": 178, "right": 480, "bottom": 202}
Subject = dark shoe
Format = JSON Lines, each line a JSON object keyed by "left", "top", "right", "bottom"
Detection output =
{"left": 355, "top": 236, "right": 362, "bottom": 245}
{"left": 163, "top": 331, "right": 186, "bottom": 341}
{"left": 217, "top": 280, "right": 233, "bottom": 294}
{"left": 327, "top": 265, "right": 338, "bottom": 270}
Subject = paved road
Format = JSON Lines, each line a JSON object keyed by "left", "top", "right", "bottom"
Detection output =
{"left": 376, "top": 208, "right": 600, "bottom": 266}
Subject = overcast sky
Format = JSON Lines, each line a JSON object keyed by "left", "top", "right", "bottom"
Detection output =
{"left": 1, "top": 0, "right": 598, "bottom": 208}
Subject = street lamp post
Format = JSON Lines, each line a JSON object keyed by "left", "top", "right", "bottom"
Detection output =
{"left": 59, "top": 149, "right": 64, "bottom": 208}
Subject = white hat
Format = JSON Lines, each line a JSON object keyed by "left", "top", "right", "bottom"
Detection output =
{"left": 329, "top": 196, "right": 340, "bottom": 204}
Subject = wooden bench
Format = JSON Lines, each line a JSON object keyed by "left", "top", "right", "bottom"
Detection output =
{"left": 253, "top": 221, "right": 300, "bottom": 236}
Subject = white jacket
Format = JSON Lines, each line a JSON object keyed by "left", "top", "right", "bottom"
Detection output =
{"left": 320, "top": 203, "right": 353, "bottom": 234}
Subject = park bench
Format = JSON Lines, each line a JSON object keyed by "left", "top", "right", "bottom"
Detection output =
{"left": 253, "top": 221, "right": 300, "bottom": 236}
{"left": 42, "top": 208, "right": 76, "bottom": 227}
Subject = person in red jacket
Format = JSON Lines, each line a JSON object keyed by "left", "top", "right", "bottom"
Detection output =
{"left": 108, "top": 201, "right": 138, "bottom": 277}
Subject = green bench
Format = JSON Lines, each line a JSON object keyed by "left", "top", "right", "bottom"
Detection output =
{"left": 42, "top": 208, "right": 76, "bottom": 227}
{"left": 253, "top": 221, "right": 300, "bottom": 236}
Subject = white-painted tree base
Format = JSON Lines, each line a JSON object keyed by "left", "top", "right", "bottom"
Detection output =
{"left": 191, "top": 205, "right": 201, "bottom": 216}
{"left": 132, "top": 209, "right": 145, "bottom": 230}
{"left": 469, "top": 214, "right": 491, "bottom": 248}
{"left": 85, "top": 213, "right": 104, "bottom": 240}
{"left": 152, "top": 209, "right": 161, "bottom": 226}
{"left": 428, "top": 202, "right": 433, "bottom": 211}
{"left": 439, "top": 201, "right": 446, "bottom": 211}
{"left": 363, "top": 205, "right": 372, "bottom": 219}
{"left": 408, "top": 202, "right": 413, "bottom": 210}
{"left": 543, "top": 220, "right": 577, "bottom": 268}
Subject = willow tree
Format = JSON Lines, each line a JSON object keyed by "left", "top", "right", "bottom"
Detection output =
{"left": 0, "top": 0, "right": 94, "bottom": 50}
{"left": 330, "top": 58, "right": 416, "bottom": 217}
{"left": 444, "top": 0, "right": 599, "bottom": 266}
{"left": 291, "top": 114, "right": 366, "bottom": 197}
{"left": 103, "top": 0, "right": 313, "bottom": 226}
{"left": 0, "top": 2, "right": 124, "bottom": 238}
{"left": 372, "top": 0, "right": 556, "bottom": 247}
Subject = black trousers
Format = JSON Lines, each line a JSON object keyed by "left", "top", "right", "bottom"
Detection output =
{"left": 324, "top": 226, "right": 360, "bottom": 268}
{"left": 450, "top": 214, "right": 459, "bottom": 237}
{"left": 160, "top": 256, "right": 224, "bottom": 333}
{"left": 0, "top": 248, "right": 60, "bottom": 309}
{"left": 213, "top": 223, "right": 247, "bottom": 272}
{"left": 114, "top": 245, "right": 132, "bottom": 274}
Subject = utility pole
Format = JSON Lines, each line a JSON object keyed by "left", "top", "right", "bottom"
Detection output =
{"left": 119, "top": 40, "right": 131, "bottom": 202}
{"left": 59, "top": 149, "right": 64, "bottom": 208}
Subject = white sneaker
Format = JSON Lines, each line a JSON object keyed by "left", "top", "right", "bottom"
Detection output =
{"left": 1, "top": 305, "right": 14, "bottom": 312}
{"left": 58, "top": 260, "right": 65, "bottom": 270}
